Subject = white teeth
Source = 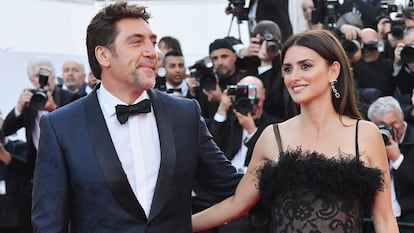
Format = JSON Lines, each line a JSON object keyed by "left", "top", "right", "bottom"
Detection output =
{"left": 292, "top": 86, "right": 306, "bottom": 92}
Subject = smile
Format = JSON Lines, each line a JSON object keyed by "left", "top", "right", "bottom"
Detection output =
{"left": 292, "top": 85, "right": 307, "bottom": 93}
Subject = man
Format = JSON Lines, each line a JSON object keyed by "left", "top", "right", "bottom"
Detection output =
{"left": 368, "top": 96, "right": 414, "bottom": 233}
{"left": 241, "top": 0, "right": 292, "bottom": 42}
{"left": 2, "top": 56, "right": 78, "bottom": 233}
{"left": 60, "top": 60, "right": 88, "bottom": 97}
{"left": 404, "top": 7, "right": 414, "bottom": 28}
{"left": 0, "top": 114, "right": 28, "bottom": 233}
{"left": 196, "top": 38, "right": 248, "bottom": 125}
{"left": 32, "top": 2, "right": 241, "bottom": 233}
{"left": 210, "top": 76, "right": 275, "bottom": 173}
{"left": 194, "top": 76, "right": 276, "bottom": 233}
{"left": 338, "top": 0, "right": 381, "bottom": 29}
{"left": 349, "top": 28, "right": 395, "bottom": 117}
{"left": 393, "top": 27, "right": 414, "bottom": 123}
{"left": 162, "top": 50, "right": 194, "bottom": 98}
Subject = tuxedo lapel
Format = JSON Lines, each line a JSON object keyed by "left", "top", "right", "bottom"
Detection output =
{"left": 85, "top": 88, "right": 147, "bottom": 222}
{"left": 147, "top": 89, "right": 176, "bottom": 221}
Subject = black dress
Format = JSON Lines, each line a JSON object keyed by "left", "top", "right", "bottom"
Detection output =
{"left": 257, "top": 122, "right": 384, "bottom": 233}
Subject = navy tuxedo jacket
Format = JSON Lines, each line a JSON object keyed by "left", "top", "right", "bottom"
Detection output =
{"left": 32, "top": 87, "right": 241, "bottom": 233}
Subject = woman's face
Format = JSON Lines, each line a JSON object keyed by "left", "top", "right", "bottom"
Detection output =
{"left": 282, "top": 45, "right": 339, "bottom": 105}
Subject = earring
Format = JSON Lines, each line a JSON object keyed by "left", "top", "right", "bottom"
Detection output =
{"left": 330, "top": 80, "right": 340, "bottom": 99}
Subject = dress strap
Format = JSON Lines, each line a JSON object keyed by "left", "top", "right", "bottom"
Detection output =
{"left": 273, "top": 124, "right": 283, "bottom": 154}
{"left": 355, "top": 120, "right": 360, "bottom": 160}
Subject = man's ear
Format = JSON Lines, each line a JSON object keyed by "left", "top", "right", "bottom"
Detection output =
{"left": 95, "top": 46, "right": 111, "bottom": 69}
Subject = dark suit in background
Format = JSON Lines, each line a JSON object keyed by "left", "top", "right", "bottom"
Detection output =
{"left": 0, "top": 138, "right": 28, "bottom": 233}
{"left": 394, "top": 122, "right": 414, "bottom": 232}
{"left": 248, "top": 0, "right": 293, "bottom": 42}
{"left": 3, "top": 87, "right": 79, "bottom": 179}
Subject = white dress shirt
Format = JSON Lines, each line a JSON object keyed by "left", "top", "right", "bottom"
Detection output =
{"left": 97, "top": 84, "right": 160, "bottom": 217}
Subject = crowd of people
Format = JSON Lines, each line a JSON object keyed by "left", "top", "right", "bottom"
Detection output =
{"left": 1, "top": 0, "right": 414, "bottom": 232}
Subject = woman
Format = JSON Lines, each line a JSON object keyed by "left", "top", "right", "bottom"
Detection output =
{"left": 192, "top": 30, "right": 399, "bottom": 233}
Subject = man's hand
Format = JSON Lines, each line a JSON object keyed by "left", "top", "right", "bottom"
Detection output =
{"left": 238, "top": 34, "right": 261, "bottom": 58}
{"left": 349, "top": 41, "right": 362, "bottom": 64}
{"left": 340, "top": 24, "right": 361, "bottom": 40}
{"left": 233, "top": 110, "right": 256, "bottom": 134}
{"left": 394, "top": 42, "right": 405, "bottom": 67}
{"left": 217, "top": 90, "right": 232, "bottom": 116}
{"left": 385, "top": 138, "right": 401, "bottom": 162}
{"left": 42, "top": 90, "right": 57, "bottom": 112}
{"left": 0, "top": 144, "right": 11, "bottom": 164}
{"left": 17, "top": 88, "right": 34, "bottom": 113}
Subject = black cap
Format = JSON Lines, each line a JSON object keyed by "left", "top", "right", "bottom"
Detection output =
{"left": 209, "top": 38, "right": 235, "bottom": 54}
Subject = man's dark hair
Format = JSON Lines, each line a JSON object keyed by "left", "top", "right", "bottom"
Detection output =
{"left": 404, "top": 7, "right": 414, "bottom": 21}
{"left": 86, "top": 2, "right": 151, "bottom": 79}
{"left": 163, "top": 50, "right": 183, "bottom": 64}
{"left": 158, "top": 36, "right": 183, "bottom": 54}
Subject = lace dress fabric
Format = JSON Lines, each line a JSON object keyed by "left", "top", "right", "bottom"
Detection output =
{"left": 257, "top": 123, "right": 384, "bottom": 233}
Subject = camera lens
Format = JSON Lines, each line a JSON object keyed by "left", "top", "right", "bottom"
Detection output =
{"left": 199, "top": 73, "right": 217, "bottom": 91}
{"left": 234, "top": 98, "right": 252, "bottom": 115}
{"left": 391, "top": 22, "right": 405, "bottom": 40}
{"left": 401, "top": 44, "right": 414, "bottom": 64}
{"left": 341, "top": 40, "right": 358, "bottom": 58}
{"left": 29, "top": 89, "right": 48, "bottom": 110}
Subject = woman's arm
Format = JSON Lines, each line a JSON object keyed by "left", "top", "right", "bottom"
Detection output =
{"left": 192, "top": 125, "right": 277, "bottom": 232}
{"left": 360, "top": 121, "right": 399, "bottom": 233}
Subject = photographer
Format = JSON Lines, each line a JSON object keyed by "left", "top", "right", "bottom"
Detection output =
{"left": 237, "top": 20, "right": 294, "bottom": 121}
{"left": 392, "top": 27, "right": 414, "bottom": 123}
{"left": 225, "top": 0, "right": 292, "bottom": 42}
{"left": 0, "top": 113, "right": 29, "bottom": 233}
{"left": 349, "top": 28, "right": 395, "bottom": 102}
{"left": 194, "top": 38, "right": 248, "bottom": 126}
{"left": 368, "top": 96, "right": 414, "bottom": 233}
{"left": 205, "top": 76, "right": 276, "bottom": 233}
{"left": 2, "top": 57, "right": 79, "bottom": 232}
{"left": 339, "top": 0, "right": 381, "bottom": 29}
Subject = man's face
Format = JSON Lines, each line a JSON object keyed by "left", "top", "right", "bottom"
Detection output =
{"left": 374, "top": 110, "right": 405, "bottom": 142}
{"left": 103, "top": 18, "right": 158, "bottom": 92}
{"left": 164, "top": 55, "right": 186, "bottom": 86}
{"left": 405, "top": 18, "right": 414, "bottom": 28}
{"left": 62, "top": 61, "right": 86, "bottom": 91}
{"left": 210, "top": 48, "right": 237, "bottom": 78}
{"left": 30, "top": 64, "right": 56, "bottom": 92}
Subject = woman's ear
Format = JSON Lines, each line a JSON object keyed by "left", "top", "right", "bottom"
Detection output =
{"left": 95, "top": 46, "right": 111, "bottom": 69}
{"left": 330, "top": 61, "right": 341, "bottom": 80}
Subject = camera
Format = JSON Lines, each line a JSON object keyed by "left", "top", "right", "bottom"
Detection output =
{"left": 189, "top": 56, "right": 218, "bottom": 91}
{"left": 29, "top": 67, "right": 50, "bottom": 110}
{"left": 341, "top": 39, "right": 360, "bottom": 59}
{"left": 312, "top": 0, "right": 342, "bottom": 29}
{"left": 390, "top": 14, "right": 405, "bottom": 40}
{"left": 401, "top": 42, "right": 414, "bottom": 64}
{"left": 259, "top": 33, "right": 280, "bottom": 59}
{"left": 376, "top": 121, "right": 395, "bottom": 146}
{"left": 227, "top": 0, "right": 248, "bottom": 23}
{"left": 227, "top": 84, "right": 257, "bottom": 115}
{"left": 380, "top": 2, "right": 398, "bottom": 17}
{"left": 362, "top": 40, "right": 384, "bottom": 53}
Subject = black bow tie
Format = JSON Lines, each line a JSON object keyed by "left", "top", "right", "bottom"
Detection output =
{"left": 167, "top": 88, "right": 182, "bottom": 94}
{"left": 115, "top": 99, "right": 151, "bottom": 124}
